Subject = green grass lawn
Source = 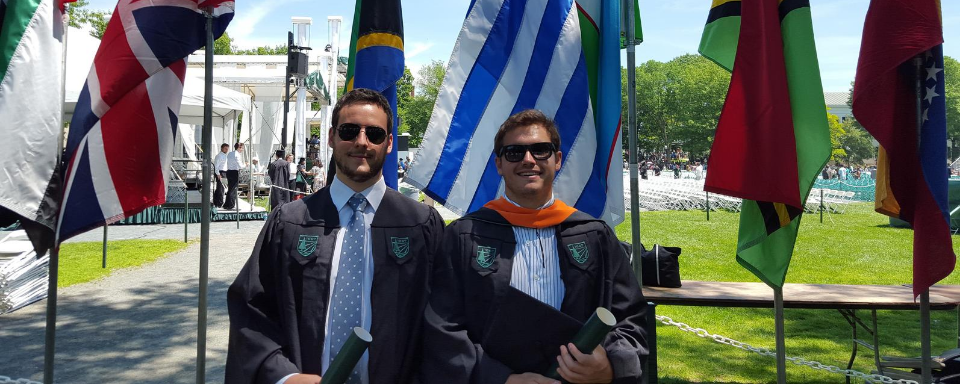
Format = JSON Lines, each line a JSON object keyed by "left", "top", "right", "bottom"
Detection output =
{"left": 57, "top": 239, "right": 191, "bottom": 288}
{"left": 614, "top": 203, "right": 960, "bottom": 383}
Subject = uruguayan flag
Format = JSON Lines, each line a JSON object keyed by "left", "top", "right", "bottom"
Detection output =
{"left": 406, "top": 0, "right": 625, "bottom": 225}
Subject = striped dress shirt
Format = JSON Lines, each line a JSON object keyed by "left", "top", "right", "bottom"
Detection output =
{"left": 504, "top": 195, "right": 565, "bottom": 310}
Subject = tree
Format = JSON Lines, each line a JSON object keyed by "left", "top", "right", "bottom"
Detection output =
{"left": 66, "top": 0, "right": 110, "bottom": 39}
{"left": 213, "top": 32, "right": 234, "bottom": 55}
{"left": 944, "top": 56, "right": 960, "bottom": 144}
{"left": 826, "top": 108, "right": 847, "bottom": 162}
{"left": 415, "top": 60, "right": 447, "bottom": 99}
{"left": 398, "top": 61, "right": 446, "bottom": 147}
{"left": 839, "top": 121, "right": 875, "bottom": 164}
{"left": 395, "top": 67, "right": 415, "bottom": 137}
{"left": 235, "top": 45, "right": 288, "bottom": 55}
{"left": 625, "top": 54, "right": 730, "bottom": 157}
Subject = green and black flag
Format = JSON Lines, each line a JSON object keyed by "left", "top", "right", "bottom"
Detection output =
{"left": 699, "top": 0, "right": 831, "bottom": 288}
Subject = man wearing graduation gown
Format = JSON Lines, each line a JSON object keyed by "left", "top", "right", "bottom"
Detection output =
{"left": 421, "top": 110, "right": 648, "bottom": 384}
{"left": 268, "top": 150, "right": 290, "bottom": 210}
{"left": 227, "top": 88, "right": 444, "bottom": 384}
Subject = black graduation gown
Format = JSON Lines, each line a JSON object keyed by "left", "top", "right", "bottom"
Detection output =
{"left": 226, "top": 187, "right": 444, "bottom": 384}
{"left": 421, "top": 208, "right": 649, "bottom": 384}
{"left": 267, "top": 159, "right": 290, "bottom": 209}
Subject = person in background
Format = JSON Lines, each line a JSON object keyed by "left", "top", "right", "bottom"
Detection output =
{"left": 268, "top": 150, "right": 290, "bottom": 210}
{"left": 310, "top": 159, "right": 326, "bottom": 192}
{"left": 287, "top": 154, "right": 297, "bottom": 201}
{"left": 213, "top": 143, "right": 229, "bottom": 207}
{"left": 224, "top": 142, "right": 246, "bottom": 210}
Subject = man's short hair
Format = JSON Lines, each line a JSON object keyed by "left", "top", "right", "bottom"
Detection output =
{"left": 275, "top": 150, "right": 284, "bottom": 159}
{"left": 220, "top": 143, "right": 229, "bottom": 149}
{"left": 493, "top": 109, "right": 561, "bottom": 156}
{"left": 331, "top": 88, "right": 394, "bottom": 134}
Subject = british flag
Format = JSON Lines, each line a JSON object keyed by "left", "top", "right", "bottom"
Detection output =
{"left": 59, "top": 0, "right": 234, "bottom": 241}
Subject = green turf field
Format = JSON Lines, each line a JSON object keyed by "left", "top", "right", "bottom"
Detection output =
{"left": 615, "top": 202, "right": 960, "bottom": 383}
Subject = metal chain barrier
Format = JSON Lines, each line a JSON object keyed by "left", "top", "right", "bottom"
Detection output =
{"left": 0, "top": 376, "right": 42, "bottom": 384}
{"left": 655, "top": 315, "right": 920, "bottom": 384}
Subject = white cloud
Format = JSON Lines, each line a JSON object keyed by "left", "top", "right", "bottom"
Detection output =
{"left": 405, "top": 41, "right": 435, "bottom": 60}
{"left": 229, "top": 0, "right": 303, "bottom": 41}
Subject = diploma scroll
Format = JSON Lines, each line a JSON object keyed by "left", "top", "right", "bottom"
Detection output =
{"left": 543, "top": 307, "right": 617, "bottom": 381}
{"left": 323, "top": 327, "right": 373, "bottom": 384}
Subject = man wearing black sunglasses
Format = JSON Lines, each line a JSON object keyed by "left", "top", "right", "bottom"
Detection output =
{"left": 227, "top": 89, "right": 445, "bottom": 384}
{"left": 421, "top": 110, "right": 648, "bottom": 384}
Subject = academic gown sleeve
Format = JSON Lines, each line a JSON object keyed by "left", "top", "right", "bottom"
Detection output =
{"left": 600, "top": 225, "right": 650, "bottom": 383}
{"left": 420, "top": 223, "right": 513, "bottom": 384}
{"left": 225, "top": 211, "right": 300, "bottom": 384}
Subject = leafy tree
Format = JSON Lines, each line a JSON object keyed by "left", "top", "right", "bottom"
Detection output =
{"left": 415, "top": 60, "right": 447, "bottom": 99}
{"left": 66, "top": 0, "right": 110, "bottom": 39}
{"left": 235, "top": 45, "right": 288, "bottom": 55}
{"left": 944, "top": 56, "right": 960, "bottom": 144}
{"left": 839, "top": 121, "right": 875, "bottom": 165}
{"left": 625, "top": 54, "right": 730, "bottom": 157}
{"left": 396, "top": 60, "right": 446, "bottom": 147}
{"left": 826, "top": 108, "right": 846, "bottom": 161}
{"left": 213, "top": 32, "right": 233, "bottom": 55}
{"left": 396, "top": 67, "right": 415, "bottom": 134}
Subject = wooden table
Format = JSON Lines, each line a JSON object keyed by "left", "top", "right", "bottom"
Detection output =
{"left": 642, "top": 281, "right": 960, "bottom": 383}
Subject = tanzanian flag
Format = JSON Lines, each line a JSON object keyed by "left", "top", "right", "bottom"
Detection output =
{"left": 699, "top": 0, "right": 831, "bottom": 288}
{"left": 345, "top": 0, "right": 404, "bottom": 189}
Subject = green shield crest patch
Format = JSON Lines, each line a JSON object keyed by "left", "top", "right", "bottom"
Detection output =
{"left": 297, "top": 235, "right": 319, "bottom": 257}
{"left": 391, "top": 237, "right": 410, "bottom": 258}
{"left": 476, "top": 245, "right": 497, "bottom": 268}
{"left": 567, "top": 241, "right": 589, "bottom": 264}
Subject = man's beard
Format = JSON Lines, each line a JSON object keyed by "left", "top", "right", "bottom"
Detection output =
{"left": 334, "top": 146, "right": 387, "bottom": 183}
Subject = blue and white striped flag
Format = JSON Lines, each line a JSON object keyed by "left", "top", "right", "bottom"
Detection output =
{"left": 406, "top": 0, "right": 625, "bottom": 224}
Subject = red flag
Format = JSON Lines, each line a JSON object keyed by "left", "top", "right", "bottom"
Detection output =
{"left": 704, "top": 0, "right": 800, "bottom": 209}
{"left": 852, "top": 0, "right": 955, "bottom": 297}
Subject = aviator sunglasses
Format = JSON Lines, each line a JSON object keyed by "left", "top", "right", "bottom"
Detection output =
{"left": 337, "top": 123, "right": 388, "bottom": 145}
{"left": 498, "top": 142, "right": 557, "bottom": 162}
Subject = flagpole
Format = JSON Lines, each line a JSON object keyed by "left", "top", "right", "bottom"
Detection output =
{"left": 774, "top": 286, "right": 787, "bottom": 384}
{"left": 196, "top": 10, "right": 214, "bottom": 384}
{"left": 44, "top": 11, "right": 70, "bottom": 384}
{"left": 624, "top": 0, "right": 641, "bottom": 279}
{"left": 914, "top": 55, "right": 933, "bottom": 384}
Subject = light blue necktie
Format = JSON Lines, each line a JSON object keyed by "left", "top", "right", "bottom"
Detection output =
{"left": 328, "top": 193, "right": 367, "bottom": 383}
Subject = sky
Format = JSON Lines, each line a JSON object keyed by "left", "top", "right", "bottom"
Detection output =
{"left": 85, "top": 0, "right": 959, "bottom": 92}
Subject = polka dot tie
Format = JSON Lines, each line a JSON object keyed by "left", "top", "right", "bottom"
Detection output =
{"left": 328, "top": 193, "right": 367, "bottom": 383}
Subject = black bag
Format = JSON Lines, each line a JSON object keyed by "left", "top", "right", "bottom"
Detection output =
{"left": 620, "top": 241, "right": 681, "bottom": 287}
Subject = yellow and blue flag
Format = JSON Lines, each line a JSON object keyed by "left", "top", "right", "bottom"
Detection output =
{"left": 345, "top": 0, "right": 404, "bottom": 189}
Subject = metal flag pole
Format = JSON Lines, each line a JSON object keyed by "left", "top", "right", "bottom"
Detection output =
{"left": 914, "top": 55, "right": 932, "bottom": 384}
{"left": 196, "top": 11, "right": 214, "bottom": 384}
{"left": 102, "top": 225, "right": 107, "bottom": 268}
{"left": 774, "top": 286, "right": 787, "bottom": 384}
{"left": 44, "top": 13, "right": 70, "bottom": 384}
{"left": 625, "top": 0, "right": 640, "bottom": 280}
{"left": 282, "top": 32, "right": 293, "bottom": 156}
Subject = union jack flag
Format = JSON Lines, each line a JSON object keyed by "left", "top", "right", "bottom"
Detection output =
{"left": 59, "top": 0, "right": 234, "bottom": 241}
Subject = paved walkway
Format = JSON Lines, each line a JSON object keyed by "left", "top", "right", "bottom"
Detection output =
{"left": 0, "top": 220, "right": 266, "bottom": 384}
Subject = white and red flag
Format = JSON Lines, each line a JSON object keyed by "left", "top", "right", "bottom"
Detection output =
{"left": 59, "top": 0, "right": 233, "bottom": 241}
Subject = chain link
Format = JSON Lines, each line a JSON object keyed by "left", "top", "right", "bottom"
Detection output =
{"left": 0, "top": 376, "right": 42, "bottom": 384}
{"left": 655, "top": 315, "right": 920, "bottom": 384}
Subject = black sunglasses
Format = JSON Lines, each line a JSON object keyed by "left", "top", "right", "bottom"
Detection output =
{"left": 498, "top": 142, "right": 557, "bottom": 162}
{"left": 337, "top": 123, "right": 388, "bottom": 145}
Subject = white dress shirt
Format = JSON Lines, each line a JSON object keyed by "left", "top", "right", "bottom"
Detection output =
{"left": 227, "top": 150, "right": 245, "bottom": 170}
{"left": 278, "top": 175, "right": 385, "bottom": 384}
{"left": 504, "top": 194, "right": 565, "bottom": 310}
{"left": 214, "top": 152, "right": 228, "bottom": 173}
